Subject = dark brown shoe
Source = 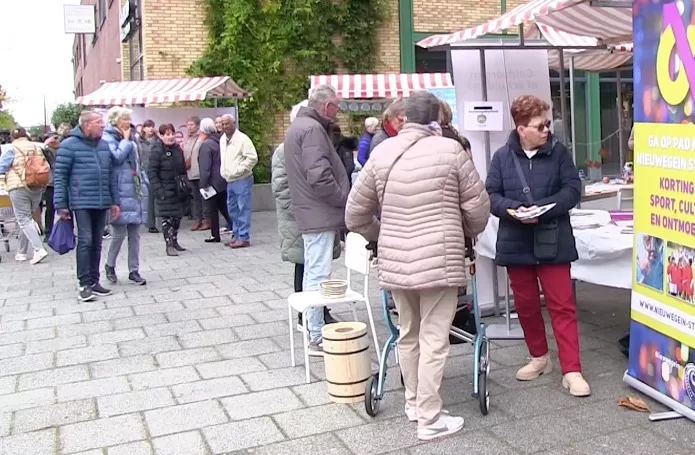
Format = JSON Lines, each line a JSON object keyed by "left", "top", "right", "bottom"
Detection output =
{"left": 199, "top": 220, "right": 211, "bottom": 231}
{"left": 190, "top": 221, "right": 202, "bottom": 231}
{"left": 229, "top": 240, "right": 250, "bottom": 249}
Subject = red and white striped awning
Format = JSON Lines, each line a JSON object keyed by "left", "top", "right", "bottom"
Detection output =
{"left": 76, "top": 76, "right": 249, "bottom": 106}
{"left": 533, "top": 24, "right": 632, "bottom": 71}
{"left": 309, "top": 73, "right": 454, "bottom": 99}
{"left": 417, "top": 0, "right": 632, "bottom": 48}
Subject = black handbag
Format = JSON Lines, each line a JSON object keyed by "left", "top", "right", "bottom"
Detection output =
{"left": 175, "top": 175, "right": 192, "bottom": 201}
{"left": 510, "top": 149, "right": 559, "bottom": 260}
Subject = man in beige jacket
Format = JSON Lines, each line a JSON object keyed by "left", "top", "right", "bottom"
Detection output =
{"left": 345, "top": 91, "right": 490, "bottom": 441}
{"left": 183, "top": 116, "right": 207, "bottom": 231}
{"left": 220, "top": 114, "right": 258, "bottom": 248}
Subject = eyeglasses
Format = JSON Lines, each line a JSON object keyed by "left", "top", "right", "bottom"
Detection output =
{"left": 528, "top": 120, "right": 551, "bottom": 132}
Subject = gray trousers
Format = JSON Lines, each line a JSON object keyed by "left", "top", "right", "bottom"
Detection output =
{"left": 106, "top": 224, "right": 141, "bottom": 273}
{"left": 9, "top": 188, "right": 44, "bottom": 255}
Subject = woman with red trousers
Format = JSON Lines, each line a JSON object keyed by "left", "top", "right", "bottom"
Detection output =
{"left": 485, "top": 95, "right": 590, "bottom": 397}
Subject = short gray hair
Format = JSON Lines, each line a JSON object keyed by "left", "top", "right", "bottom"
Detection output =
{"left": 308, "top": 85, "right": 337, "bottom": 109}
{"left": 106, "top": 106, "right": 133, "bottom": 126}
{"left": 200, "top": 118, "right": 216, "bottom": 134}
{"left": 220, "top": 114, "right": 235, "bottom": 123}
{"left": 383, "top": 98, "right": 406, "bottom": 122}
{"left": 404, "top": 91, "right": 440, "bottom": 125}
{"left": 79, "top": 111, "right": 100, "bottom": 126}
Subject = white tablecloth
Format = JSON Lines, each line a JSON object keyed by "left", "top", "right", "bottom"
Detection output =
{"left": 475, "top": 210, "right": 633, "bottom": 289}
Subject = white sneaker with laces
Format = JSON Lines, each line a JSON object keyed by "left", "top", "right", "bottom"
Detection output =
{"left": 31, "top": 248, "right": 48, "bottom": 265}
{"left": 15, "top": 253, "right": 28, "bottom": 262}
{"left": 417, "top": 413, "right": 464, "bottom": 441}
{"left": 406, "top": 405, "right": 449, "bottom": 423}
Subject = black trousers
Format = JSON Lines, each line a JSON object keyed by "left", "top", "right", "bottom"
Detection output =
{"left": 43, "top": 186, "right": 55, "bottom": 236}
{"left": 206, "top": 190, "right": 230, "bottom": 240}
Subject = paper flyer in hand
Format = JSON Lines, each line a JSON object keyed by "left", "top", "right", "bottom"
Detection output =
{"left": 199, "top": 186, "right": 217, "bottom": 200}
{"left": 506, "top": 203, "right": 556, "bottom": 220}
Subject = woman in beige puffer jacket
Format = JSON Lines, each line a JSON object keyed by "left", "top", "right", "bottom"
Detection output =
{"left": 345, "top": 91, "right": 490, "bottom": 442}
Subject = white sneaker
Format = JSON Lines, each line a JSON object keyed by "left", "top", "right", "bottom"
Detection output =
{"left": 417, "top": 413, "right": 465, "bottom": 441}
{"left": 15, "top": 253, "right": 28, "bottom": 262}
{"left": 406, "top": 405, "right": 449, "bottom": 423}
{"left": 30, "top": 248, "right": 48, "bottom": 265}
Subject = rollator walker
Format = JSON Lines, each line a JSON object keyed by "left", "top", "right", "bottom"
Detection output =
{"left": 364, "top": 241, "right": 491, "bottom": 416}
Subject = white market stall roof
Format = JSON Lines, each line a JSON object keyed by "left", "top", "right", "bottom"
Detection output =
{"left": 309, "top": 73, "right": 454, "bottom": 99}
{"left": 417, "top": 0, "right": 632, "bottom": 49}
{"left": 76, "top": 76, "right": 249, "bottom": 107}
{"left": 532, "top": 24, "right": 632, "bottom": 71}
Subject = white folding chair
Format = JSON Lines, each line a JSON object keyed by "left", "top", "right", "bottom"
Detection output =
{"left": 287, "top": 232, "right": 381, "bottom": 383}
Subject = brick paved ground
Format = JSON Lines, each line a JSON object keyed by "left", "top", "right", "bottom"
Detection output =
{"left": 0, "top": 211, "right": 692, "bottom": 455}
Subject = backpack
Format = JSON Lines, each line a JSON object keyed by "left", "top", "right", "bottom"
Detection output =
{"left": 14, "top": 145, "right": 50, "bottom": 188}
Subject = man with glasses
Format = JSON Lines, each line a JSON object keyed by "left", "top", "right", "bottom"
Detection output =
{"left": 54, "top": 111, "right": 120, "bottom": 302}
{"left": 283, "top": 85, "right": 350, "bottom": 354}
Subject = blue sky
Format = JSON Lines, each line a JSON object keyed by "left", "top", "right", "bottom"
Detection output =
{"left": 0, "top": 0, "right": 79, "bottom": 126}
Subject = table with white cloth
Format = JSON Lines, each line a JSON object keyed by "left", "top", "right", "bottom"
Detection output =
{"left": 475, "top": 209, "right": 634, "bottom": 290}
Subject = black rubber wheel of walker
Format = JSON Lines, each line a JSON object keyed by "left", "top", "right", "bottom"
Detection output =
{"left": 3, "top": 241, "right": 8, "bottom": 253}
{"left": 478, "top": 371, "right": 490, "bottom": 415}
{"left": 365, "top": 374, "right": 381, "bottom": 417}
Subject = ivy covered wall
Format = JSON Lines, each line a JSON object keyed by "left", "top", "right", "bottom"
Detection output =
{"left": 189, "top": 0, "right": 388, "bottom": 183}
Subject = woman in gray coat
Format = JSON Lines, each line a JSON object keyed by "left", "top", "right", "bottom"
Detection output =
{"left": 271, "top": 129, "right": 340, "bottom": 327}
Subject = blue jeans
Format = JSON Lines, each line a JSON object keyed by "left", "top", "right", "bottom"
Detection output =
{"left": 303, "top": 231, "right": 335, "bottom": 341}
{"left": 74, "top": 209, "right": 108, "bottom": 287}
{"left": 227, "top": 175, "right": 253, "bottom": 241}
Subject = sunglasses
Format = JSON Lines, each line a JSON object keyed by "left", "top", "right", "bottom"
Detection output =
{"left": 528, "top": 120, "right": 551, "bottom": 132}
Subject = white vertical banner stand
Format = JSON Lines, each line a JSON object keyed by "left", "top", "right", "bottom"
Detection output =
{"left": 451, "top": 45, "right": 553, "bottom": 324}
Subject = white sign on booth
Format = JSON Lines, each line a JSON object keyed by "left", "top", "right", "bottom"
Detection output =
{"left": 463, "top": 101, "right": 504, "bottom": 132}
{"left": 451, "top": 48, "right": 552, "bottom": 313}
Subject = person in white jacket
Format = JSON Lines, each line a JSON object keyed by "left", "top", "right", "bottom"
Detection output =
{"left": 219, "top": 114, "right": 258, "bottom": 248}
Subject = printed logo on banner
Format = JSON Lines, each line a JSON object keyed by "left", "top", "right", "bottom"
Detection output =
{"left": 685, "top": 363, "right": 695, "bottom": 400}
{"left": 657, "top": 2, "right": 695, "bottom": 107}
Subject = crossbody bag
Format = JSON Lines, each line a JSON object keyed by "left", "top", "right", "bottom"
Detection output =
{"left": 509, "top": 149, "right": 559, "bottom": 260}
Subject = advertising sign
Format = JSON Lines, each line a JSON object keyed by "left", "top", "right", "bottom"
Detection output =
{"left": 627, "top": 0, "right": 695, "bottom": 420}
{"left": 64, "top": 5, "right": 96, "bottom": 34}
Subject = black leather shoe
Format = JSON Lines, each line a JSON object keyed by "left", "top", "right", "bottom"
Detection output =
{"left": 204, "top": 237, "right": 221, "bottom": 243}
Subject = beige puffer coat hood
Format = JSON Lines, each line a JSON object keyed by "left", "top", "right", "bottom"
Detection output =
{"left": 345, "top": 123, "right": 490, "bottom": 290}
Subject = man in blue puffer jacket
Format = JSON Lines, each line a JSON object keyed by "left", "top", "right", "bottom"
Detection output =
{"left": 54, "top": 111, "right": 121, "bottom": 302}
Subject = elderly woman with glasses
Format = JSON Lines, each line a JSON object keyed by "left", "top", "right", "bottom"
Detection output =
{"left": 102, "top": 106, "right": 149, "bottom": 285}
{"left": 368, "top": 98, "right": 406, "bottom": 156}
{"left": 485, "top": 95, "right": 589, "bottom": 397}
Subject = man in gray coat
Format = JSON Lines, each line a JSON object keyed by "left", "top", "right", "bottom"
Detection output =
{"left": 283, "top": 85, "right": 350, "bottom": 354}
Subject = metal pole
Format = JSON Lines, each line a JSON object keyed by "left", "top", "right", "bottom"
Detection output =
{"left": 616, "top": 70, "right": 625, "bottom": 168}
{"left": 569, "top": 57, "right": 577, "bottom": 164}
{"left": 479, "top": 47, "right": 500, "bottom": 317}
{"left": 558, "top": 49, "right": 568, "bottom": 145}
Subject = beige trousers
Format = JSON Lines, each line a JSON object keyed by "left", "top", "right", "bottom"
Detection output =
{"left": 391, "top": 287, "right": 458, "bottom": 425}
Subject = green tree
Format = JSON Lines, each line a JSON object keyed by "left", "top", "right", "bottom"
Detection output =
{"left": 0, "top": 110, "right": 15, "bottom": 129}
{"left": 188, "top": 0, "right": 386, "bottom": 183}
{"left": 0, "top": 84, "right": 16, "bottom": 129}
{"left": 28, "top": 125, "right": 47, "bottom": 138}
{"left": 51, "top": 103, "right": 82, "bottom": 129}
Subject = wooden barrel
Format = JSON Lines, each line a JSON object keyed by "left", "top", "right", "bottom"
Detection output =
{"left": 322, "top": 321, "right": 371, "bottom": 404}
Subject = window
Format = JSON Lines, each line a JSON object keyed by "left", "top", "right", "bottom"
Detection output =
{"left": 415, "top": 47, "right": 448, "bottom": 74}
{"left": 128, "top": 0, "right": 144, "bottom": 81}
{"left": 98, "top": 0, "right": 107, "bottom": 26}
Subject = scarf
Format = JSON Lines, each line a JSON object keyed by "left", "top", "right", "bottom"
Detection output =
{"left": 384, "top": 120, "right": 398, "bottom": 137}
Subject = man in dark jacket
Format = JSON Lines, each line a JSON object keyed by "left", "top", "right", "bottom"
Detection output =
{"left": 198, "top": 118, "right": 230, "bottom": 242}
{"left": 283, "top": 85, "right": 350, "bottom": 354}
{"left": 54, "top": 111, "right": 120, "bottom": 302}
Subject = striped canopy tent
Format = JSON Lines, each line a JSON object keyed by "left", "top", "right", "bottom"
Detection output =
{"left": 309, "top": 73, "right": 454, "bottom": 99}
{"left": 76, "top": 76, "right": 249, "bottom": 107}
{"left": 417, "top": 0, "right": 632, "bottom": 49}
{"left": 530, "top": 24, "right": 633, "bottom": 71}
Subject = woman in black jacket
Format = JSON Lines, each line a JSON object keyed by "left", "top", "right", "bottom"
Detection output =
{"left": 148, "top": 124, "right": 188, "bottom": 256}
{"left": 198, "top": 118, "right": 230, "bottom": 243}
{"left": 485, "top": 95, "right": 589, "bottom": 397}
{"left": 331, "top": 124, "right": 356, "bottom": 185}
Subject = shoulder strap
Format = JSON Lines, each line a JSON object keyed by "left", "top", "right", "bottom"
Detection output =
{"left": 509, "top": 148, "right": 534, "bottom": 205}
{"left": 380, "top": 150, "right": 406, "bottom": 207}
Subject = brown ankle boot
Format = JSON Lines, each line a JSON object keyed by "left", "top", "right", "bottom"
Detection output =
{"left": 516, "top": 354, "right": 552, "bottom": 381}
{"left": 199, "top": 219, "right": 211, "bottom": 230}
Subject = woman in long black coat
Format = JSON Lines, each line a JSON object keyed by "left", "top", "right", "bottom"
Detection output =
{"left": 148, "top": 123, "right": 188, "bottom": 256}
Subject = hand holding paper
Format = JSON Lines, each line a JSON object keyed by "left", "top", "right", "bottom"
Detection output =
{"left": 506, "top": 203, "right": 556, "bottom": 221}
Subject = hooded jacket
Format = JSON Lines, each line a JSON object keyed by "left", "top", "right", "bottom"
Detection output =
{"left": 53, "top": 126, "right": 119, "bottom": 211}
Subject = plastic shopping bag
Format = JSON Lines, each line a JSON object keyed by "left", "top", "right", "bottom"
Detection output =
{"left": 48, "top": 218, "right": 76, "bottom": 255}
